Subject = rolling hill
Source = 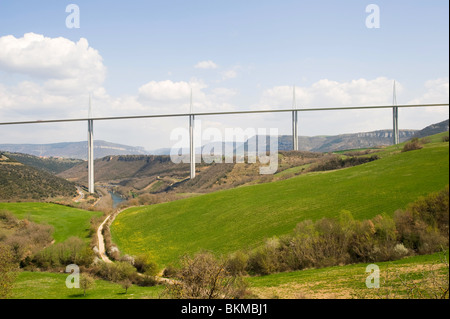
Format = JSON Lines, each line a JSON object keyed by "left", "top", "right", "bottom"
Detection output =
{"left": 0, "top": 140, "right": 148, "bottom": 160}
{"left": 110, "top": 134, "right": 449, "bottom": 267}
{"left": 57, "top": 151, "right": 333, "bottom": 197}
{"left": 412, "top": 119, "right": 449, "bottom": 139}
{"left": 4, "top": 152, "right": 83, "bottom": 175}
{"left": 0, "top": 153, "right": 77, "bottom": 201}
{"left": 238, "top": 129, "right": 418, "bottom": 154}
{"left": 0, "top": 202, "right": 103, "bottom": 243}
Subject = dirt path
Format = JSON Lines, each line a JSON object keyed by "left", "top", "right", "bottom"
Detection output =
{"left": 74, "top": 186, "right": 84, "bottom": 203}
{"left": 96, "top": 206, "right": 177, "bottom": 285}
{"left": 97, "top": 214, "right": 112, "bottom": 263}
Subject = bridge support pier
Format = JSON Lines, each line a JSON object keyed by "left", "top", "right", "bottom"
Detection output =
{"left": 393, "top": 106, "right": 399, "bottom": 145}
{"left": 88, "top": 119, "right": 94, "bottom": 193}
{"left": 189, "top": 114, "right": 195, "bottom": 179}
{"left": 392, "top": 81, "right": 399, "bottom": 145}
{"left": 292, "top": 110, "right": 298, "bottom": 151}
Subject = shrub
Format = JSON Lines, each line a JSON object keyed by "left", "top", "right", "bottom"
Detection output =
{"left": 0, "top": 210, "right": 19, "bottom": 227}
{"left": 134, "top": 254, "right": 159, "bottom": 276}
{"left": 165, "top": 251, "right": 247, "bottom": 299}
{"left": 407, "top": 185, "right": 449, "bottom": 237}
{"left": 135, "top": 274, "right": 158, "bottom": 287}
{"left": 162, "top": 264, "right": 179, "bottom": 278}
{"left": 309, "top": 155, "right": 378, "bottom": 172}
{"left": 5, "top": 220, "right": 53, "bottom": 264}
{"left": 395, "top": 186, "right": 449, "bottom": 253}
{"left": 225, "top": 251, "right": 249, "bottom": 276}
{"left": 0, "top": 243, "right": 18, "bottom": 299}
{"left": 393, "top": 243, "right": 409, "bottom": 258}
{"left": 442, "top": 135, "right": 449, "bottom": 142}
{"left": 32, "top": 236, "right": 94, "bottom": 270}
{"left": 93, "top": 261, "right": 138, "bottom": 283}
{"left": 402, "top": 138, "right": 423, "bottom": 152}
{"left": 247, "top": 238, "right": 281, "bottom": 275}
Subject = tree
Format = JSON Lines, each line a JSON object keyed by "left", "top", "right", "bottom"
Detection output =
{"left": 121, "top": 279, "right": 132, "bottom": 294}
{"left": 165, "top": 251, "right": 247, "bottom": 299}
{"left": 80, "top": 273, "right": 95, "bottom": 297}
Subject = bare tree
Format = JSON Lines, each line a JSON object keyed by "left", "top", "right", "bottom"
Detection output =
{"left": 164, "top": 251, "right": 247, "bottom": 299}
{"left": 121, "top": 279, "right": 132, "bottom": 294}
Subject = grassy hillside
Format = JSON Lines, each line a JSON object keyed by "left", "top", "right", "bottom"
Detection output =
{"left": 58, "top": 152, "right": 328, "bottom": 198}
{"left": 247, "top": 250, "right": 449, "bottom": 299}
{"left": 9, "top": 251, "right": 447, "bottom": 299}
{"left": 0, "top": 202, "right": 103, "bottom": 243}
{"left": 111, "top": 138, "right": 449, "bottom": 267}
{"left": 0, "top": 153, "right": 77, "bottom": 201}
{"left": 5, "top": 152, "right": 83, "bottom": 175}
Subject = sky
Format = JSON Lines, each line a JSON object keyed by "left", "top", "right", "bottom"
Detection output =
{"left": 0, "top": 0, "right": 448, "bottom": 150}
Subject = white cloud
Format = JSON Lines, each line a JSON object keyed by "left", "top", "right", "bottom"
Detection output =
{"left": 0, "top": 34, "right": 447, "bottom": 150}
{"left": 0, "top": 33, "right": 106, "bottom": 93}
{"left": 194, "top": 60, "right": 218, "bottom": 69}
{"left": 255, "top": 77, "right": 449, "bottom": 137}
{"left": 408, "top": 77, "right": 449, "bottom": 105}
{"left": 139, "top": 80, "right": 196, "bottom": 101}
{"left": 259, "top": 77, "right": 398, "bottom": 109}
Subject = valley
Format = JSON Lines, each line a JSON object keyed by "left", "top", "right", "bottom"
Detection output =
{"left": 0, "top": 124, "right": 448, "bottom": 300}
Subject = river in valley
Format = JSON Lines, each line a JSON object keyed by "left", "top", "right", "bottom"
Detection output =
{"left": 109, "top": 191, "right": 126, "bottom": 208}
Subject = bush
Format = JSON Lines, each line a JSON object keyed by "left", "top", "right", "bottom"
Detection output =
{"left": 135, "top": 274, "right": 158, "bottom": 287}
{"left": 5, "top": 220, "right": 53, "bottom": 264}
{"left": 408, "top": 185, "right": 449, "bottom": 237}
{"left": 402, "top": 138, "right": 423, "bottom": 152}
{"left": 0, "top": 210, "right": 19, "bottom": 227}
{"left": 393, "top": 243, "right": 409, "bottom": 258}
{"left": 395, "top": 186, "right": 449, "bottom": 253}
{"left": 226, "top": 251, "right": 249, "bottom": 276}
{"left": 309, "top": 155, "right": 378, "bottom": 172}
{"left": 162, "top": 264, "right": 179, "bottom": 278}
{"left": 32, "top": 236, "right": 93, "bottom": 270}
{"left": 0, "top": 243, "right": 18, "bottom": 299}
{"left": 247, "top": 238, "right": 281, "bottom": 275}
{"left": 133, "top": 254, "right": 159, "bottom": 276}
{"left": 93, "top": 261, "right": 138, "bottom": 283}
{"left": 165, "top": 251, "right": 247, "bottom": 299}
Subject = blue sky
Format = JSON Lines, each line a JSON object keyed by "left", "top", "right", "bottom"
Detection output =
{"left": 0, "top": 0, "right": 448, "bottom": 149}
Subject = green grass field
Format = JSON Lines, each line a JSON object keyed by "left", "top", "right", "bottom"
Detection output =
{"left": 246, "top": 250, "right": 449, "bottom": 299}
{"left": 9, "top": 251, "right": 448, "bottom": 299}
{"left": 0, "top": 202, "right": 103, "bottom": 243}
{"left": 111, "top": 138, "right": 449, "bottom": 267}
{"left": 10, "top": 271, "right": 164, "bottom": 299}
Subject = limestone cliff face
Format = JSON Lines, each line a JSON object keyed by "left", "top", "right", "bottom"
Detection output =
{"left": 277, "top": 129, "right": 418, "bottom": 152}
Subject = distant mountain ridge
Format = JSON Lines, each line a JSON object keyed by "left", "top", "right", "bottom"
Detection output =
{"left": 1, "top": 119, "right": 448, "bottom": 158}
{"left": 0, "top": 140, "right": 148, "bottom": 160}
{"left": 412, "top": 119, "right": 449, "bottom": 139}
{"left": 280, "top": 129, "right": 419, "bottom": 152}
